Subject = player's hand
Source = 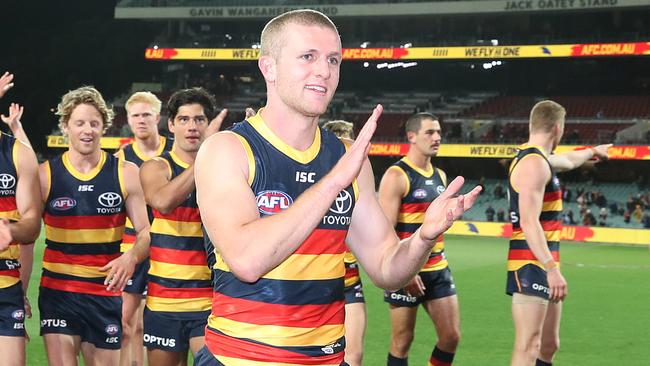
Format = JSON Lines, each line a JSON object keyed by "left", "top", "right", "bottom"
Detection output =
{"left": 419, "top": 176, "right": 482, "bottom": 244}
{"left": 404, "top": 275, "right": 426, "bottom": 297}
{"left": 206, "top": 109, "right": 228, "bottom": 137}
{"left": 0, "top": 72, "right": 14, "bottom": 99}
{"left": 23, "top": 296, "right": 32, "bottom": 319}
{"left": 592, "top": 144, "right": 612, "bottom": 160}
{"left": 327, "top": 104, "right": 382, "bottom": 190}
{"left": 245, "top": 107, "right": 256, "bottom": 119}
{"left": 1, "top": 103, "right": 24, "bottom": 131}
{"left": 547, "top": 268, "right": 567, "bottom": 302}
{"left": 99, "top": 251, "right": 137, "bottom": 292}
{"left": 0, "top": 219, "right": 12, "bottom": 251}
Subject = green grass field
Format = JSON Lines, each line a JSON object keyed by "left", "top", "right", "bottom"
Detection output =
{"left": 24, "top": 235, "right": 650, "bottom": 365}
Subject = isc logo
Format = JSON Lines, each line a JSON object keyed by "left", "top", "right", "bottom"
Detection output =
{"left": 78, "top": 185, "right": 94, "bottom": 192}
{"left": 295, "top": 171, "right": 315, "bottom": 183}
{"left": 256, "top": 190, "right": 293, "bottom": 215}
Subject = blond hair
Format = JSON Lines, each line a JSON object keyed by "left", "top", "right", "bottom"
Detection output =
{"left": 323, "top": 120, "right": 355, "bottom": 139}
{"left": 56, "top": 86, "right": 114, "bottom": 134}
{"left": 529, "top": 100, "right": 566, "bottom": 134}
{"left": 261, "top": 9, "right": 339, "bottom": 59}
{"left": 125, "top": 91, "right": 162, "bottom": 114}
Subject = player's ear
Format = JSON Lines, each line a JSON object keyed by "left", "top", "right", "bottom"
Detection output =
{"left": 168, "top": 118, "right": 175, "bottom": 133}
{"left": 406, "top": 130, "right": 416, "bottom": 144}
{"left": 258, "top": 55, "right": 277, "bottom": 83}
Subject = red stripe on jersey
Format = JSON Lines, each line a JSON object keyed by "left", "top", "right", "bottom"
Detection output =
{"left": 344, "top": 267, "right": 359, "bottom": 279}
{"left": 152, "top": 206, "right": 201, "bottom": 222}
{"left": 0, "top": 269, "right": 19, "bottom": 278}
{"left": 211, "top": 292, "right": 345, "bottom": 328}
{"left": 512, "top": 220, "right": 561, "bottom": 235}
{"left": 149, "top": 247, "right": 208, "bottom": 266}
{"left": 122, "top": 232, "right": 136, "bottom": 244}
{"left": 40, "top": 277, "right": 119, "bottom": 297}
{"left": 425, "top": 255, "right": 443, "bottom": 267}
{"left": 148, "top": 281, "right": 212, "bottom": 299}
{"left": 43, "top": 212, "right": 127, "bottom": 229}
{"left": 0, "top": 196, "right": 17, "bottom": 212}
{"left": 293, "top": 229, "right": 347, "bottom": 255}
{"left": 543, "top": 191, "right": 562, "bottom": 202}
{"left": 43, "top": 249, "right": 119, "bottom": 267}
{"left": 508, "top": 249, "right": 560, "bottom": 261}
{"left": 205, "top": 328, "right": 344, "bottom": 365}
{"left": 400, "top": 202, "right": 430, "bottom": 213}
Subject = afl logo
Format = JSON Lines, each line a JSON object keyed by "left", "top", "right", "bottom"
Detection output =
{"left": 105, "top": 324, "right": 119, "bottom": 335}
{"left": 51, "top": 197, "right": 77, "bottom": 211}
{"left": 11, "top": 309, "right": 24, "bottom": 321}
{"left": 256, "top": 190, "right": 293, "bottom": 215}
{"left": 329, "top": 190, "right": 352, "bottom": 215}
{"left": 413, "top": 189, "right": 427, "bottom": 199}
{"left": 436, "top": 185, "right": 446, "bottom": 195}
{"left": 0, "top": 174, "right": 16, "bottom": 189}
{"left": 98, "top": 192, "right": 122, "bottom": 208}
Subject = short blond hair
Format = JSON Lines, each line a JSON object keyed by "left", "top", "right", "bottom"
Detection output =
{"left": 261, "top": 9, "right": 339, "bottom": 59}
{"left": 125, "top": 91, "right": 162, "bottom": 114}
{"left": 56, "top": 86, "right": 114, "bottom": 134}
{"left": 530, "top": 100, "right": 566, "bottom": 134}
{"left": 323, "top": 120, "right": 355, "bottom": 139}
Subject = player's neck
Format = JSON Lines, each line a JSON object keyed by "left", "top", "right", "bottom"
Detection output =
{"left": 259, "top": 103, "right": 319, "bottom": 151}
{"left": 527, "top": 135, "right": 554, "bottom": 156}
{"left": 135, "top": 133, "right": 161, "bottom": 158}
{"left": 66, "top": 148, "right": 103, "bottom": 173}
{"left": 405, "top": 150, "right": 432, "bottom": 170}
{"left": 171, "top": 146, "right": 196, "bottom": 165}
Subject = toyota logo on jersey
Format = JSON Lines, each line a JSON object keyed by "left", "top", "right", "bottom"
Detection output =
{"left": 0, "top": 174, "right": 16, "bottom": 189}
{"left": 98, "top": 192, "right": 122, "bottom": 208}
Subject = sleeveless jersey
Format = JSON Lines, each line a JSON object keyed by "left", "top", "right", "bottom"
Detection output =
{"left": 0, "top": 133, "right": 21, "bottom": 289}
{"left": 343, "top": 251, "right": 360, "bottom": 288}
{"left": 204, "top": 113, "right": 356, "bottom": 365}
{"left": 507, "top": 145, "right": 562, "bottom": 271}
{"left": 146, "top": 151, "right": 211, "bottom": 315}
{"left": 118, "top": 136, "right": 173, "bottom": 252}
{"left": 42, "top": 151, "right": 127, "bottom": 297}
{"left": 391, "top": 158, "right": 448, "bottom": 272}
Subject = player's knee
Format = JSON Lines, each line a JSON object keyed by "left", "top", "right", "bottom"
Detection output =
{"left": 439, "top": 328, "right": 461, "bottom": 350}
{"left": 541, "top": 337, "right": 560, "bottom": 356}
{"left": 391, "top": 329, "right": 415, "bottom": 352}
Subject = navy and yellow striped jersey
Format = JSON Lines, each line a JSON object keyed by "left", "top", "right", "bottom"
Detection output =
{"left": 204, "top": 112, "right": 357, "bottom": 365}
{"left": 343, "top": 251, "right": 360, "bottom": 288}
{"left": 0, "top": 133, "right": 21, "bottom": 289}
{"left": 117, "top": 136, "right": 173, "bottom": 253}
{"left": 507, "top": 145, "right": 563, "bottom": 271}
{"left": 146, "top": 151, "right": 211, "bottom": 315}
{"left": 389, "top": 157, "right": 448, "bottom": 272}
{"left": 41, "top": 151, "right": 127, "bottom": 296}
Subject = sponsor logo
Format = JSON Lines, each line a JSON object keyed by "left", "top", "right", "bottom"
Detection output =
{"left": 532, "top": 283, "right": 550, "bottom": 294}
{"left": 105, "top": 324, "right": 119, "bottom": 335}
{"left": 13, "top": 323, "right": 24, "bottom": 329}
{"left": 256, "top": 190, "right": 293, "bottom": 215}
{"left": 320, "top": 341, "right": 342, "bottom": 355}
{"left": 98, "top": 192, "right": 122, "bottom": 208}
{"left": 4, "top": 260, "right": 18, "bottom": 270}
{"left": 295, "top": 171, "right": 316, "bottom": 183}
{"left": 436, "top": 185, "right": 446, "bottom": 195}
{"left": 143, "top": 334, "right": 176, "bottom": 348}
{"left": 78, "top": 184, "right": 94, "bottom": 192}
{"left": 413, "top": 189, "right": 427, "bottom": 199}
{"left": 51, "top": 197, "right": 77, "bottom": 211}
{"left": 389, "top": 292, "right": 418, "bottom": 303}
{"left": 425, "top": 179, "right": 434, "bottom": 185}
{"left": 329, "top": 190, "right": 352, "bottom": 215}
{"left": 41, "top": 319, "right": 67, "bottom": 328}
{"left": 105, "top": 337, "right": 119, "bottom": 344}
{"left": 11, "top": 310, "right": 24, "bottom": 321}
{"left": 0, "top": 174, "right": 16, "bottom": 189}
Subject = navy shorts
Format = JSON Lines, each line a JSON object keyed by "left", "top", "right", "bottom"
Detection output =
{"left": 38, "top": 287, "right": 122, "bottom": 349}
{"left": 123, "top": 259, "right": 149, "bottom": 295}
{"left": 143, "top": 308, "right": 209, "bottom": 352}
{"left": 193, "top": 346, "right": 350, "bottom": 366}
{"left": 344, "top": 280, "right": 365, "bottom": 304}
{"left": 384, "top": 267, "right": 457, "bottom": 307}
{"left": 506, "top": 264, "right": 550, "bottom": 300}
{"left": 0, "top": 282, "right": 26, "bottom": 337}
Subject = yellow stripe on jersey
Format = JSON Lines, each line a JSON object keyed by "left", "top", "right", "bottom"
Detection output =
{"left": 146, "top": 296, "right": 212, "bottom": 313}
{"left": 511, "top": 230, "right": 560, "bottom": 242}
{"left": 432, "top": 241, "right": 445, "bottom": 253}
{"left": 45, "top": 225, "right": 124, "bottom": 244}
{"left": 248, "top": 112, "right": 321, "bottom": 165}
{"left": 0, "top": 209, "right": 19, "bottom": 221}
{"left": 211, "top": 316, "right": 345, "bottom": 348}
{"left": 0, "top": 244, "right": 20, "bottom": 260}
{"left": 215, "top": 355, "right": 341, "bottom": 366}
{"left": 0, "top": 276, "right": 20, "bottom": 288}
{"left": 124, "top": 217, "right": 134, "bottom": 229}
{"left": 232, "top": 132, "right": 256, "bottom": 187}
{"left": 150, "top": 218, "right": 202, "bottom": 237}
{"left": 397, "top": 212, "right": 425, "bottom": 224}
{"left": 62, "top": 151, "right": 106, "bottom": 181}
{"left": 344, "top": 251, "right": 357, "bottom": 264}
{"left": 43, "top": 161, "right": 52, "bottom": 200}
{"left": 214, "top": 253, "right": 345, "bottom": 281}
{"left": 420, "top": 259, "right": 449, "bottom": 272}
{"left": 43, "top": 262, "right": 106, "bottom": 278}
{"left": 120, "top": 243, "right": 134, "bottom": 252}
{"left": 117, "top": 159, "right": 128, "bottom": 199}
{"left": 344, "top": 276, "right": 359, "bottom": 287}
{"left": 542, "top": 200, "right": 563, "bottom": 212}
{"left": 149, "top": 260, "right": 211, "bottom": 281}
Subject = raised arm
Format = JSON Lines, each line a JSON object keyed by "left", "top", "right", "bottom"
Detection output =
{"left": 0, "top": 72, "right": 14, "bottom": 99}
{"left": 140, "top": 158, "right": 194, "bottom": 215}
{"left": 548, "top": 144, "right": 611, "bottom": 172}
{"left": 11, "top": 141, "right": 42, "bottom": 243}
{"left": 1, "top": 103, "right": 33, "bottom": 148}
{"left": 511, "top": 154, "right": 567, "bottom": 302}
{"left": 102, "top": 161, "right": 151, "bottom": 291}
{"left": 196, "top": 105, "right": 383, "bottom": 283}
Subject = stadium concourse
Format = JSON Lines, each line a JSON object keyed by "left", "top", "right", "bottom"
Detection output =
{"left": 2, "top": 0, "right": 650, "bottom": 365}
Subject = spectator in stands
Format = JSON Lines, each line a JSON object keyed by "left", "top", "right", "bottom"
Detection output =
{"left": 485, "top": 205, "right": 495, "bottom": 222}
{"left": 626, "top": 195, "right": 636, "bottom": 213}
{"left": 583, "top": 209, "right": 597, "bottom": 226}
{"left": 598, "top": 207, "right": 608, "bottom": 226}
{"left": 566, "top": 129, "right": 580, "bottom": 144}
{"left": 642, "top": 211, "right": 650, "bottom": 229}
{"left": 563, "top": 209, "right": 576, "bottom": 225}
{"left": 633, "top": 204, "right": 643, "bottom": 222}
{"left": 496, "top": 208, "right": 506, "bottom": 222}
{"left": 493, "top": 182, "right": 505, "bottom": 199}
{"left": 624, "top": 210, "right": 631, "bottom": 224}
{"left": 561, "top": 183, "right": 572, "bottom": 202}
{"left": 595, "top": 190, "right": 607, "bottom": 208}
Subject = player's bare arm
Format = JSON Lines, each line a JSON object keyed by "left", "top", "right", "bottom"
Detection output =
{"left": 196, "top": 105, "right": 382, "bottom": 283}
{"left": 548, "top": 143, "right": 612, "bottom": 172}
{"left": 0, "top": 71, "right": 14, "bottom": 98}
{"left": 1, "top": 103, "right": 32, "bottom": 148}
{"left": 102, "top": 161, "right": 151, "bottom": 291}
{"left": 140, "top": 157, "right": 195, "bottom": 215}
{"left": 378, "top": 166, "right": 407, "bottom": 227}
{"left": 11, "top": 141, "right": 42, "bottom": 243}
{"left": 511, "top": 154, "right": 567, "bottom": 302}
